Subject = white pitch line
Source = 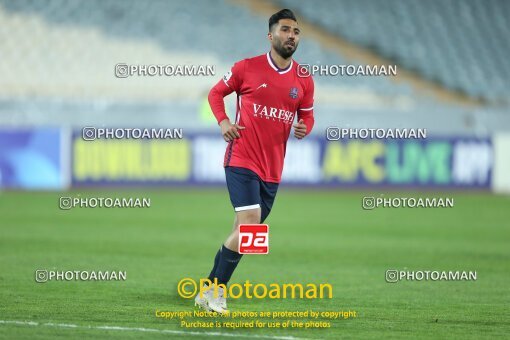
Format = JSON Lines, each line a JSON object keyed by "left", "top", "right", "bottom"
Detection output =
{"left": 0, "top": 320, "right": 313, "bottom": 340}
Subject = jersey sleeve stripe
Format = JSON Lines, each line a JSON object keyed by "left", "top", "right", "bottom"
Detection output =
{"left": 235, "top": 95, "right": 242, "bottom": 124}
{"left": 299, "top": 107, "right": 314, "bottom": 111}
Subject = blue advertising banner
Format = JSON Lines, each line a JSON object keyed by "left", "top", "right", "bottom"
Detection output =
{"left": 71, "top": 131, "right": 492, "bottom": 188}
{"left": 0, "top": 129, "right": 64, "bottom": 189}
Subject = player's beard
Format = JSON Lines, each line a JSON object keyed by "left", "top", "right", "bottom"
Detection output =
{"left": 274, "top": 39, "right": 297, "bottom": 59}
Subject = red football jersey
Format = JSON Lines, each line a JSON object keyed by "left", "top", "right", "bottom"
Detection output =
{"left": 209, "top": 52, "right": 315, "bottom": 183}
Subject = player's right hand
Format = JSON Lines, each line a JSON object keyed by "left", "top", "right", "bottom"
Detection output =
{"left": 220, "top": 119, "right": 245, "bottom": 142}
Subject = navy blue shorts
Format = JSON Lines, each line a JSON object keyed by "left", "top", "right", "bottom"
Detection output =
{"left": 224, "top": 166, "right": 279, "bottom": 223}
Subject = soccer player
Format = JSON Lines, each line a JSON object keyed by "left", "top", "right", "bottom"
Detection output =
{"left": 195, "top": 9, "right": 314, "bottom": 313}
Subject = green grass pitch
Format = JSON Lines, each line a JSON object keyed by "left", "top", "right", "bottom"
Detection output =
{"left": 0, "top": 189, "right": 509, "bottom": 339}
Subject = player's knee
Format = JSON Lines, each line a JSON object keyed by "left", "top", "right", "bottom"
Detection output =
{"left": 236, "top": 208, "right": 261, "bottom": 226}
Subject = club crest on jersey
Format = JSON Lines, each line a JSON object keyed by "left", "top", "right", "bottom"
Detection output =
{"left": 289, "top": 87, "right": 298, "bottom": 99}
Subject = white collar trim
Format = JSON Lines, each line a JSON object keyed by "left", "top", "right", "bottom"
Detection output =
{"left": 266, "top": 52, "right": 293, "bottom": 75}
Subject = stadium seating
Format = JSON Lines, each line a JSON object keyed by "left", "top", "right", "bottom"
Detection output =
{"left": 0, "top": 0, "right": 411, "bottom": 99}
{"left": 0, "top": 0, "right": 508, "bottom": 134}
{"left": 278, "top": 0, "right": 510, "bottom": 103}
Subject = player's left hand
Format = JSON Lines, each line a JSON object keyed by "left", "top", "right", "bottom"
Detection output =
{"left": 293, "top": 119, "right": 307, "bottom": 139}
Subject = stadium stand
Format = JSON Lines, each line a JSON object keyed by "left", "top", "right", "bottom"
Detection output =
{"left": 0, "top": 0, "right": 508, "bottom": 134}
{"left": 0, "top": 0, "right": 411, "bottom": 98}
{"left": 278, "top": 0, "right": 510, "bottom": 103}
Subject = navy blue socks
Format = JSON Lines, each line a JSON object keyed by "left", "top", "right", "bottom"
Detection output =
{"left": 210, "top": 245, "right": 243, "bottom": 285}
{"left": 207, "top": 248, "right": 221, "bottom": 283}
